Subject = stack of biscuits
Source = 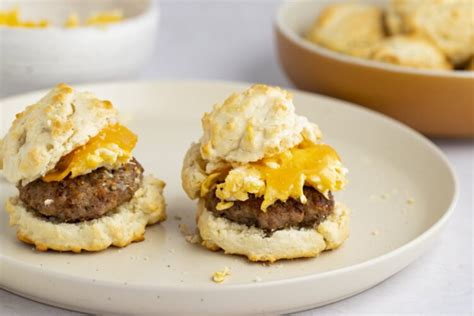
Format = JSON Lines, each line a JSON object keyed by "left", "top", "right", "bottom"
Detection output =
{"left": 306, "top": 0, "right": 474, "bottom": 70}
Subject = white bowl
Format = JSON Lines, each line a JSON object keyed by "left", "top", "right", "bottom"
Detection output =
{"left": 0, "top": 0, "right": 158, "bottom": 96}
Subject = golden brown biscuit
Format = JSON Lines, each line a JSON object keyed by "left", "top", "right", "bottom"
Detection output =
{"left": 1, "top": 83, "right": 119, "bottom": 185}
{"left": 200, "top": 84, "right": 321, "bottom": 165}
{"left": 198, "top": 201, "right": 349, "bottom": 263}
{"left": 6, "top": 176, "right": 166, "bottom": 252}
{"left": 306, "top": 3, "right": 385, "bottom": 58}
{"left": 386, "top": 0, "right": 474, "bottom": 66}
{"left": 370, "top": 35, "right": 452, "bottom": 70}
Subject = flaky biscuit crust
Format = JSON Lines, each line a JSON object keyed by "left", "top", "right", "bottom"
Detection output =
{"left": 1, "top": 84, "right": 119, "bottom": 185}
{"left": 5, "top": 176, "right": 166, "bottom": 253}
{"left": 197, "top": 201, "right": 349, "bottom": 262}
{"left": 200, "top": 84, "right": 321, "bottom": 165}
{"left": 306, "top": 3, "right": 384, "bottom": 58}
{"left": 370, "top": 36, "right": 451, "bottom": 70}
{"left": 386, "top": 0, "right": 474, "bottom": 66}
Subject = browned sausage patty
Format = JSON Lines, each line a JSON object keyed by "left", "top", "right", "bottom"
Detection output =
{"left": 18, "top": 159, "right": 144, "bottom": 223}
{"left": 204, "top": 187, "right": 334, "bottom": 232}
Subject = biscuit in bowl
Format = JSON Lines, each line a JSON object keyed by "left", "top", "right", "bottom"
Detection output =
{"left": 387, "top": 0, "right": 474, "bottom": 66}
{"left": 370, "top": 35, "right": 451, "bottom": 70}
{"left": 305, "top": 3, "right": 384, "bottom": 58}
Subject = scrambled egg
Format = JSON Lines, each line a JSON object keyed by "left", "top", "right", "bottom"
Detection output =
{"left": 202, "top": 141, "right": 347, "bottom": 211}
{"left": 0, "top": 8, "right": 123, "bottom": 29}
{"left": 43, "top": 124, "right": 137, "bottom": 182}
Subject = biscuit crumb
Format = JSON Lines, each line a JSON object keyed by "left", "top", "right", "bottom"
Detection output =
{"left": 212, "top": 267, "right": 230, "bottom": 283}
{"left": 406, "top": 198, "right": 415, "bottom": 205}
{"left": 185, "top": 234, "right": 202, "bottom": 244}
{"left": 180, "top": 223, "right": 202, "bottom": 244}
{"left": 179, "top": 223, "right": 191, "bottom": 235}
{"left": 371, "top": 229, "right": 380, "bottom": 236}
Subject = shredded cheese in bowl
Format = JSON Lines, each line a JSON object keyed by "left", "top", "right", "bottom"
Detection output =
{"left": 0, "top": 8, "right": 123, "bottom": 29}
{"left": 0, "top": 8, "right": 48, "bottom": 28}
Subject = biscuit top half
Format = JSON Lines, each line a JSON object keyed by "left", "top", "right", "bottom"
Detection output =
{"left": 182, "top": 84, "right": 347, "bottom": 211}
{"left": 200, "top": 84, "right": 321, "bottom": 165}
{"left": 1, "top": 84, "right": 137, "bottom": 185}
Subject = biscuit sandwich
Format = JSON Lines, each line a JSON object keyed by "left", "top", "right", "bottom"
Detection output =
{"left": 0, "top": 84, "right": 166, "bottom": 252}
{"left": 181, "top": 84, "right": 349, "bottom": 262}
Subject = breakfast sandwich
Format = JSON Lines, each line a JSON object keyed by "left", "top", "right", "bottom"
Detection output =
{"left": 0, "top": 84, "right": 166, "bottom": 252}
{"left": 181, "top": 84, "right": 349, "bottom": 262}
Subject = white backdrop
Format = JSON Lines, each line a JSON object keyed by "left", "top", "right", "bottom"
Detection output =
{"left": 0, "top": 1, "right": 472, "bottom": 315}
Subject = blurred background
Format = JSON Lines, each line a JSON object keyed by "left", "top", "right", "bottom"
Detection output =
{"left": 1, "top": 0, "right": 472, "bottom": 136}
{"left": 0, "top": 0, "right": 289, "bottom": 97}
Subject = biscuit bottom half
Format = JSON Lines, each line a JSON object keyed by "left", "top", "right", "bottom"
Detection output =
{"left": 5, "top": 176, "right": 166, "bottom": 253}
{"left": 197, "top": 201, "right": 349, "bottom": 262}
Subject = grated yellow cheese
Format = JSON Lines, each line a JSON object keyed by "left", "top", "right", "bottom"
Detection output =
{"left": 86, "top": 10, "right": 123, "bottom": 26}
{"left": 64, "top": 13, "right": 80, "bottom": 28}
{"left": 0, "top": 8, "right": 123, "bottom": 29}
{"left": 0, "top": 8, "right": 48, "bottom": 28}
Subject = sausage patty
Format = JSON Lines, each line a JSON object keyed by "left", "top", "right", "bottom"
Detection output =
{"left": 18, "top": 159, "right": 144, "bottom": 222}
{"left": 205, "top": 187, "right": 334, "bottom": 232}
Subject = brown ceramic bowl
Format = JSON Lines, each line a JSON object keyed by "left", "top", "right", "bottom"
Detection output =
{"left": 275, "top": 0, "right": 474, "bottom": 137}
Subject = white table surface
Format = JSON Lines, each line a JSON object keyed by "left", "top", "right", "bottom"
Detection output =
{"left": 1, "top": 1, "right": 472, "bottom": 315}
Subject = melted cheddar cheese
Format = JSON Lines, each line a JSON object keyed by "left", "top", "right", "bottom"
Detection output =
{"left": 202, "top": 141, "right": 347, "bottom": 211}
{"left": 43, "top": 124, "right": 137, "bottom": 182}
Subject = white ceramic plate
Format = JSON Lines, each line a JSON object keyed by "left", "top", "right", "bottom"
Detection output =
{"left": 0, "top": 81, "right": 457, "bottom": 315}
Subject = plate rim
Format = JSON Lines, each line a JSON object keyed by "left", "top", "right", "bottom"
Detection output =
{"left": 0, "top": 79, "right": 459, "bottom": 292}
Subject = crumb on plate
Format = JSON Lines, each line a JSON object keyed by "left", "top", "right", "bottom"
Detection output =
{"left": 212, "top": 267, "right": 230, "bottom": 283}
